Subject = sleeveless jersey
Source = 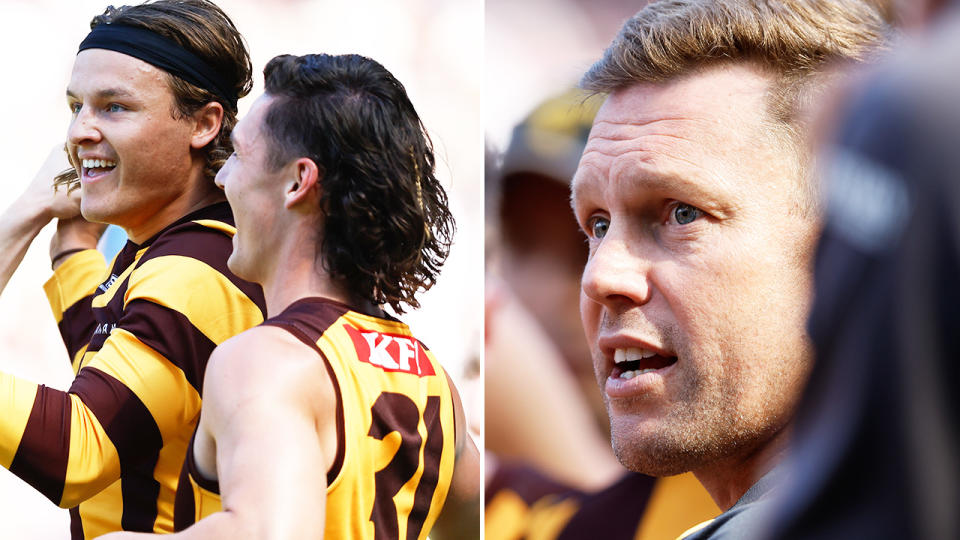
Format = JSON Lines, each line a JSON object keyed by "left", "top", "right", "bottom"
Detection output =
{"left": 174, "top": 297, "right": 457, "bottom": 539}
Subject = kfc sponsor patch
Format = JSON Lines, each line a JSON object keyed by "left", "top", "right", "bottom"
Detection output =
{"left": 344, "top": 324, "right": 435, "bottom": 377}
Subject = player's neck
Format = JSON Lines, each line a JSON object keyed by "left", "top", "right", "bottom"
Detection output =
{"left": 126, "top": 167, "right": 224, "bottom": 244}
{"left": 692, "top": 423, "right": 792, "bottom": 511}
{"left": 259, "top": 241, "right": 353, "bottom": 318}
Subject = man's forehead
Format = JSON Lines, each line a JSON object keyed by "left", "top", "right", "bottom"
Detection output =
{"left": 572, "top": 64, "right": 781, "bottom": 204}
{"left": 594, "top": 64, "right": 773, "bottom": 132}
{"left": 69, "top": 48, "right": 168, "bottom": 94}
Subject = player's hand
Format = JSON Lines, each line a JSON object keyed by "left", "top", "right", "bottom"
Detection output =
{"left": 20, "top": 144, "right": 81, "bottom": 222}
{"left": 49, "top": 215, "right": 108, "bottom": 269}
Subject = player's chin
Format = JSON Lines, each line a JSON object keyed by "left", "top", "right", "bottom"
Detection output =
{"left": 226, "top": 249, "right": 252, "bottom": 282}
{"left": 609, "top": 417, "right": 705, "bottom": 477}
{"left": 79, "top": 197, "right": 108, "bottom": 223}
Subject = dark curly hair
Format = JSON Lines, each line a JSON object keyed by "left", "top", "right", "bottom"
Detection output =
{"left": 262, "top": 54, "right": 455, "bottom": 314}
{"left": 56, "top": 0, "right": 251, "bottom": 189}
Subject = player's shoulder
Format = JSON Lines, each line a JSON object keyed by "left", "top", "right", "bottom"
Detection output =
{"left": 205, "top": 325, "right": 330, "bottom": 400}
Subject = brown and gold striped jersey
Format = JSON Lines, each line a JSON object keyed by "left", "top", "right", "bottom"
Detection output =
{"left": 0, "top": 202, "right": 265, "bottom": 539}
{"left": 485, "top": 464, "right": 719, "bottom": 540}
{"left": 173, "top": 297, "right": 457, "bottom": 540}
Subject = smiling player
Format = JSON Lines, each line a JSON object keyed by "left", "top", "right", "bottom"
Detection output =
{"left": 0, "top": 1, "right": 266, "bottom": 537}
{"left": 101, "top": 53, "right": 480, "bottom": 540}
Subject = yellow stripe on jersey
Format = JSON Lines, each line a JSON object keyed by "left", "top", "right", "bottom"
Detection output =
{"left": 526, "top": 497, "right": 580, "bottom": 540}
{"left": 154, "top": 432, "right": 194, "bottom": 533}
{"left": 484, "top": 490, "right": 530, "bottom": 540}
{"left": 85, "top": 329, "right": 202, "bottom": 442}
{"left": 636, "top": 473, "right": 719, "bottom": 540}
{"left": 78, "top": 480, "right": 125, "bottom": 539}
{"left": 0, "top": 374, "right": 38, "bottom": 468}
{"left": 191, "top": 219, "right": 237, "bottom": 236}
{"left": 61, "top": 395, "right": 120, "bottom": 507}
{"left": 125, "top": 255, "right": 264, "bottom": 344}
{"left": 43, "top": 249, "right": 107, "bottom": 323}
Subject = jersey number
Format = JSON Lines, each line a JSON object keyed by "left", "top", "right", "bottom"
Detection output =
{"left": 367, "top": 393, "right": 443, "bottom": 540}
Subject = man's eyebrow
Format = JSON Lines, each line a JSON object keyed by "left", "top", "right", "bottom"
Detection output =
{"left": 572, "top": 165, "right": 734, "bottom": 217}
{"left": 65, "top": 87, "right": 136, "bottom": 100}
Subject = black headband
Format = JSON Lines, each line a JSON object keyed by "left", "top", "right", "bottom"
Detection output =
{"left": 78, "top": 23, "right": 238, "bottom": 111}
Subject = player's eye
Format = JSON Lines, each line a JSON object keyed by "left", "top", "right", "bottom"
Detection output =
{"left": 107, "top": 103, "right": 126, "bottom": 113}
{"left": 587, "top": 216, "right": 610, "bottom": 239}
{"left": 670, "top": 203, "right": 702, "bottom": 225}
{"left": 69, "top": 102, "right": 82, "bottom": 114}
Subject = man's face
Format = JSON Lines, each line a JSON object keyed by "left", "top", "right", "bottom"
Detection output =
{"left": 215, "top": 94, "right": 286, "bottom": 283}
{"left": 67, "top": 49, "right": 199, "bottom": 239}
{"left": 571, "top": 63, "right": 816, "bottom": 477}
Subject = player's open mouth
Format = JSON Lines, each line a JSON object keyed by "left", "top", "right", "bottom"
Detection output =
{"left": 81, "top": 158, "right": 117, "bottom": 180}
{"left": 611, "top": 347, "right": 677, "bottom": 379}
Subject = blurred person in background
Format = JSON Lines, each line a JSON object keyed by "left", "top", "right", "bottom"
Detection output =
{"left": 485, "top": 90, "right": 718, "bottom": 540}
{"left": 571, "top": 1, "right": 888, "bottom": 537}
{"left": 766, "top": 0, "right": 960, "bottom": 538}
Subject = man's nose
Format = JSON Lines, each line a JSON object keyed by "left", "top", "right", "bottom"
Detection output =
{"left": 67, "top": 106, "right": 101, "bottom": 147}
{"left": 581, "top": 227, "right": 653, "bottom": 309}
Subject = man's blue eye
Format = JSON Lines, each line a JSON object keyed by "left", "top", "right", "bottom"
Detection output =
{"left": 69, "top": 103, "right": 81, "bottom": 114}
{"left": 107, "top": 104, "right": 125, "bottom": 113}
{"left": 673, "top": 203, "right": 702, "bottom": 225}
{"left": 590, "top": 216, "right": 610, "bottom": 239}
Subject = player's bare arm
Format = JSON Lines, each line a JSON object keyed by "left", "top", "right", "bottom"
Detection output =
{"left": 0, "top": 145, "right": 91, "bottom": 292}
{"left": 431, "top": 370, "right": 481, "bottom": 540}
{"left": 100, "top": 324, "right": 337, "bottom": 540}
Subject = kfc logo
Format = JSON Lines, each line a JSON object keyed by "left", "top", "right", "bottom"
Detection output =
{"left": 344, "top": 324, "right": 435, "bottom": 377}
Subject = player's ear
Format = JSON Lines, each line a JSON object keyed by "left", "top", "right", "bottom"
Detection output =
{"left": 190, "top": 102, "right": 224, "bottom": 149}
{"left": 285, "top": 157, "right": 321, "bottom": 209}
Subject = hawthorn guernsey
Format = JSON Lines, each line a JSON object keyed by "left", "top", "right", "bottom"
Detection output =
{"left": 346, "top": 326, "right": 436, "bottom": 376}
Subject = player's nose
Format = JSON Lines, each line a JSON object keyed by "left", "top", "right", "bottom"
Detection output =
{"left": 581, "top": 227, "right": 654, "bottom": 309}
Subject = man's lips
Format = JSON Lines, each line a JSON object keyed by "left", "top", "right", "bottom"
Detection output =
{"left": 76, "top": 155, "right": 118, "bottom": 183}
{"left": 611, "top": 349, "right": 677, "bottom": 379}
{"left": 597, "top": 337, "right": 678, "bottom": 396}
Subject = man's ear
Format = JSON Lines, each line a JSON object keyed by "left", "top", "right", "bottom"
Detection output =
{"left": 190, "top": 102, "right": 225, "bottom": 149}
{"left": 285, "top": 158, "right": 321, "bottom": 209}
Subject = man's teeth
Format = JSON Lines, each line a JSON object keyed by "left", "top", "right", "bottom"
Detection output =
{"left": 81, "top": 159, "right": 117, "bottom": 169}
{"left": 613, "top": 347, "right": 657, "bottom": 364}
{"left": 620, "top": 368, "right": 659, "bottom": 379}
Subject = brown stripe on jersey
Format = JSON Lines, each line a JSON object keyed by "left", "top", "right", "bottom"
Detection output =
{"left": 71, "top": 366, "right": 164, "bottom": 531}
{"left": 58, "top": 293, "right": 97, "bottom": 360}
{"left": 120, "top": 300, "right": 217, "bottom": 393}
{"left": 69, "top": 506, "right": 83, "bottom": 539}
{"left": 173, "top": 459, "right": 196, "bottom": 531}
{"left": 407, "top": 395, "right": 444, "bottom": 540}
{"left": 263, "top": 297, "right": 350, "bottom": 343}
{"left": 9, "top": 385, "right": 72, "bottom": 504}
{"left": 134, "top": 225, "right": 265, "bottom": 316}
{"left": 485, "top": 461, "right": 579, "bottom": 506}
{"left": 262, "top": 319, "right": 346, "bottom": 485}
{"left": 556, "top": 472, "right": 657, "bottom": 540}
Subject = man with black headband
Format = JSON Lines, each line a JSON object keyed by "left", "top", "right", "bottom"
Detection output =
{"left": 0, "top": 0, "right": 265, "bottom": 537}
{"left": 100, "top": 53, "right": 480, "bottom": 540}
